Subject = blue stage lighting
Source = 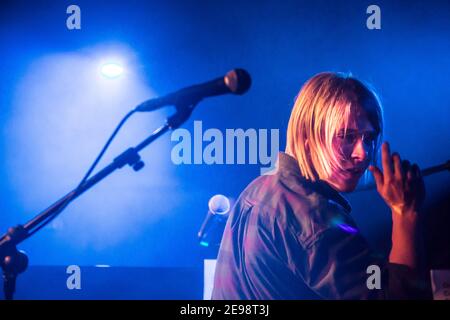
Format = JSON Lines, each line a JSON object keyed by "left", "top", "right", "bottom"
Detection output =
{"left": 101, "top": 62, "right": 124, "bottom": 78}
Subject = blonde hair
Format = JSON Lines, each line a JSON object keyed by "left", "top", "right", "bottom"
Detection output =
{"left": 285, "top": 72, "right": 383, "bottom": 181}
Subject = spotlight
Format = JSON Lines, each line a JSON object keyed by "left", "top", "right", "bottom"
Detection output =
{"left": 100, "top": 62, "right": 124, "bottom": 78}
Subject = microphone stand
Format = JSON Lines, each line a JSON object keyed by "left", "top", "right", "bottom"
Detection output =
{"left": 0, "top": 101, "right": 198, "bottom": 300}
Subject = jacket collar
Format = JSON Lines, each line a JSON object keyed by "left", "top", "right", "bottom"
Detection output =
{"left": 277, "top": 152, "right": 352, "bottom": 214}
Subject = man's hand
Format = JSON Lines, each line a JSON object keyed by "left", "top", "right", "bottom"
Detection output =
{"left": 368, "top": 142, "right": 425, "bottom": 215}
{"left": 368, "top": 141, "right": 426, "bottom": 269}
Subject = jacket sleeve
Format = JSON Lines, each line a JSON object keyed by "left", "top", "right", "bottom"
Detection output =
{"left": 297, "top": 227, "right": 430, "bottom": 299}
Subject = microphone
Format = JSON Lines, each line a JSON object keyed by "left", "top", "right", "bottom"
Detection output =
{"left": 135, "top": 69, "right": 252, "bottom": 112}
{"left": 356, "top": 159, "right": 450, "bottom": 192}
{"left": 198, "top": 194, "right": 231, "bottom": 247}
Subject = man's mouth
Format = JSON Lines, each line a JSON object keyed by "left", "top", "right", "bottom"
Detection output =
{"left": 345, "top": 167, "right": 366, "bottom": 176}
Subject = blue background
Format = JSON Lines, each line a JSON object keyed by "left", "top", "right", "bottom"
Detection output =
{"left": 0, "top": 0, "right": 449, "bottom": 270}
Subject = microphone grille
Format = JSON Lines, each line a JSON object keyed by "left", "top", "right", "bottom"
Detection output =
{"left": 225, "top": 69, "right": 252, "bottom": 95}
{"left": 208, "top": 194, "right": 231, "bottom": 215}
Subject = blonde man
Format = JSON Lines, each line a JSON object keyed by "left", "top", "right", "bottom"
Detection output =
{"left": 212, "top": 72, "right": 427, "bottom": 299}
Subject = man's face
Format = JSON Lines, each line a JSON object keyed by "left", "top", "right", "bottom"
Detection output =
{"left": 325, "top": 108, "right": 377, "bottom": 193}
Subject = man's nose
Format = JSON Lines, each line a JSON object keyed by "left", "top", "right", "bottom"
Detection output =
{"left": 351, "top": 139, "right": 369, "bottom": 162}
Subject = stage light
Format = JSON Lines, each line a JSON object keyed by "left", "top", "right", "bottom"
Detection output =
{"left": 101, "top": 62, "right": 124, "bottom": 78}
{"left": 6, "top": 45, "right": 164, "bottom": 261}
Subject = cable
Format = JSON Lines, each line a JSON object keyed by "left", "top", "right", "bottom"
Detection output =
{"left": 25, "top": 109, "right": 137, "bottom": 237}
{"left": 77, "top": 109, "right": 136, "bottom": 188}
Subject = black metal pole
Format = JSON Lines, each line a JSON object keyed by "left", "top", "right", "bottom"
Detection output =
{"left": 0, "top": 102, "right": 195, "bottom": 299}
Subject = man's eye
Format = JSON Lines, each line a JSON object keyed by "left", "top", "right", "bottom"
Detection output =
{"left": 337, "top": 132, "right": 376, "bottom": 146}
{"left": 347, "top": 136, "right": 357, "bottom": 144}
{"left": 338, "top": 133, "right": 357, "bottom": 144}
{"left": 363, "top": 134, "right": 376, "bottom": 145}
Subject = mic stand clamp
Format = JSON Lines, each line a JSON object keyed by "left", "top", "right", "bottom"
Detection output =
{"left": 0, "top": 225, "right": 29, "bottom": 300}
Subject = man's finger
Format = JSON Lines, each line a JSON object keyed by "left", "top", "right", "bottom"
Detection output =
{"left": 407, "top": 170, "right": 413, "bottom": 181}
{"left": 369, "top": 165, "right": 383, "bottom": 189}
{"left": 393, "top": 153, "right": 403, "bottom": 181}
{"left": 381, "top": 142, "right": 394, "bottom": 181}
{"left": 411, "top": 163, "right": 420, "bottom": 178}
